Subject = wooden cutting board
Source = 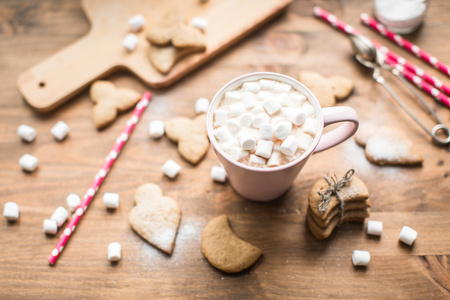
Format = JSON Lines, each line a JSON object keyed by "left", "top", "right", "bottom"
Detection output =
{"left": 17, "top": 0, "right": 291, "bottom": 112}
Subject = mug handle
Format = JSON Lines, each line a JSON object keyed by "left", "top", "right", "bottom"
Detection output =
{"left": 314, "top": 106, "right": 359, "bottom": 153}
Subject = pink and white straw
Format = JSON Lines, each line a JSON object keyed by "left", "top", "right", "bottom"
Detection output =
{"left": 360, "top": 13, "right": 450, "bottom": 78}
{"left": 48, "top": 91, "right": 152, "bottom": 265}
{"left": 313, "top": 6, "right": 450, "bottom": 108}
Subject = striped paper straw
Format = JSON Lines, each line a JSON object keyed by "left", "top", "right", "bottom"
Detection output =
{"left": 360, "top": 13, "right": 450, "bottom": 78}
{"left": 48, "top": 91, "right": 152, "bottom": 265}
{"left": 312, "top": 6, "right": 450, "bottom": 108}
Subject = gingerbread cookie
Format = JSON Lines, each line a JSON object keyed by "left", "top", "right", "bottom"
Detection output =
{"left": 129, "top": 183, "right": 181, "bottom": 254}
{"left": 165, "top": 114, "right": 209, "bottom": 164}
{"left": 306, "top": 170, "right": 370, "bottom": 240}
{"left": 146, "top": 9, "right": 206, "bottom": 74}
{"left": 201, "top": 215, "right": 262, "bottom": 273}
{"left": 298, "top": 71, "right": 354, "bottom": 107}
{"left": 355, "top": 123, "right": 423, "bottom": 166}
{"left": 89, "top": 81, "right": 141, "bottom": 129}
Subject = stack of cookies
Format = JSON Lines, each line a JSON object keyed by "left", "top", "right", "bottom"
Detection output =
{"left": 306, "top": 170, "right": 371, "bottom": 240}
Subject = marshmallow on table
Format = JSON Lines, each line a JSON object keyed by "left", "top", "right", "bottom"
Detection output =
{"left": 239, "top": 131, "right": 256, "bottom": 150}
{"left": 274, "top": 122, "right": 292, "bottom": 140}
{"left": 103, "top": 193, "right": 120, "bottom": 209}
{"left": 129, "top": 14, "right": 146, "bottom": 32}
{"left": 66, "top": 193, "right": 81, "bottom": 212}
{"left": 211, "top": 165, "right": 227, "bottom": 183}
{"left": 280, "top": 135, "right": 299, "bottom": 156}
{"left": 214, "top": 109, "right": 228, "bottom": 126}
{"left": 51, "top": 206, "right": 69, "bottom": 227}
{"left": 108, "top": 242, "right": 121, "bottom": 262}
{"left": 122, "top": 33, "right": 139, "bottom": 51}
{"left": 19, "top": 154, "right": 39, "bottom": 172}
{"left": 162, "top": 159, "right": 182, "bottom": 179}
{"left": 285, "top": 108, "right": 306, "bottom": 126}
{"left": 51, "top": 121, "right": 69, "bottom": 141}
{"left": 3, "top": 202, "right": 19, "bottom": 221}
{"left": 253, "top": 113, "right": 270, "bottom": 128}
{"left": 191, "top": 17, "right": 208, "bottom": 30}
{"left": 214, "top": 126, "right": 233, "bottom": 143}
{"left": 43, "top": 219, "right": 58, "bottom": 235}
{"left": 249, "top": 154, "right": 266, "bottom": 166}
{"left": 239, "top": 113, "right": 253, "bottom": 128}
{"left": 195, "top": 97, "right": 210, "bottom": 114}
{"left": 259, "top": 123, "right": 273, "bottom": 140}
{"left": 398, "top": 226, "right": 417, "bottom": 246}
{"left": 17, "top": 124, "right": 36, "bottom": 142}
{"left": 352, "top": 250, "right": 371, "bottom": 267}
{"left": 366, "top": 220, "right": 383, "bottom": 236}
{"left": 255, "top": 140, "right": 273, "bottom": 159}
{"left": 148, "top": 120, "right": 165, "bottom": 139}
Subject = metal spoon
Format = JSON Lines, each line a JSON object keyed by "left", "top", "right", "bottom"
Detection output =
{"left": 349, "top": 33, "right": 450, "bottom": 145}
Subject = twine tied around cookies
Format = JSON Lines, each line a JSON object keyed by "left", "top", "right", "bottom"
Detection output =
{"left": 317, "top": 169, "right": 355, "bottom": 226}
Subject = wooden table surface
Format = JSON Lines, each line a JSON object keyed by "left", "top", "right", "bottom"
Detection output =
{"left": 1, "top": 0, "right": 450, "bottom": 299}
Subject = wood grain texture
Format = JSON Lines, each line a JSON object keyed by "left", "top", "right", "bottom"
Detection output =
{"left": 1, "top": 0, "right": 450, "bottom": 299}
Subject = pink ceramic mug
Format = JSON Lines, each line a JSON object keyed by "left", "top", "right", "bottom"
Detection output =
{"left": 206, "top": 72, "right": 358, "bottom": 201}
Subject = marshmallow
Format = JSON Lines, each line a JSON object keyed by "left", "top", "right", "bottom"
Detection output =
{"left": 211, "top": 166, "right": 227, "bottom": 182}
{"left": 366, "top": 220, "right": 383, "bottom": 236}
{"left": 352, "top": 250, "right": 371, "bottom": 267}
{"left": 224, "top": 91, "right": 241, "bottom": 104}
{"left": 285, "top": 108, "right": 306, "bottom": 125}
{"left": 148, "top": 120, "right": 165, "bottom": 138}
{"left": 276, "top": 93, "right": 290, "bottom": 106}
{"left": 103, "top": 193, "right": 120, "bottom": 209}
{"left": 221, "top": 138, "right": 239, "bottom": 151}
{"left": 108, "top": 242, "right": 122, "bottom": 262}
{"left": 17, "top": 124, "right": 36, "bottom": 142}
{"left": 251, "top": 105, "right": 265, "bottom": 115}
{"left": 51, "top": 206, "right": 69, "bottom": 227}
{"left": 129, "top": 14, "right": 146, "bottom": 32}
{"left": 242, "top": 92, "right": 257, "bottom": 108}
{"left": 225, "top": 119, "right": 241, "bottom": 133}
{"left": 239, "top": 131, "right": 256, "bottom": 150}
{"left": 122, "top": 33, "right": 139, "bottom": 51}
{"left": 229, "top": 102, "right": 246, "bottom": 117}
{"left": 195, "top": 97, "right": 210, "bottom": 114}
{"left": 289, "top": 92, "right": 306, "bottom": 106}
{"left": 242, "top": 82, "right": 260, "bottom": 93}
{"left": 43, "top": 219, "right": 58, "bottom": 235}
{"left": 263, "top": 98, "right": 282, "bottom": 115}
{"left": 398, "top": 226, "right": 417, "bottom": 246}
{"left": 257, "top": 90, "right": 273, "bottom": 101}
{"left": 239, "top": 113, "right": 253, "bottom": 127}
{"left": 302, "top": 103, "right": 315, "bottom": 117}
{"left": 3, "top": 202, "right": 19, "bottom": 221}
{"left": 273, "top": 82, "right": 292, "bottom": 93}
{"left": 255, "top": 140, "right": 273, "bottom": 159}
{"left": 267, "top": 151, "right": 281, "bottom": 167}
{"left": 214, "top": 126, "right": 233, "bottom": 143}
{"left": 253, "top": 113, "right": 270, "bottom": 128}
{"left": 249, "top": 154, "right": 266, "bottom": 166}
{"left": 66, "top": 194, "right": 81, "bottom": 212}
{"left": 302, "top": 118, "right": 318, "bottom": 136}
{"left": 191, "top": 17, "right": 208, "bottom": 30}
{"left": 259, "top": 79, "right": 276, "bottom": 90}
{"left": 259, "top": 123, "right": 273, "bottom": 140}
{"left": 214, "top": 109, "right": 228, "bottom": 126}
{"left": 229, "top": 147, "right": 249, "bottom": 161}
{"left": 162, "top": 160, "right": 182, "bottom": 179}
{"left": 51, "top": 121, "right": 70, "bottom": 141}
{"left": 280, "top": 135, "right": 299, "bottom": 156}
{"left": 19, "top": 154, "right": 39, "bottom": 172}
{"left": 298, "top": 133, "right": 313, "bottom": 150}
{"left": 274, "top": 122, "right": 292, "bottom": 140}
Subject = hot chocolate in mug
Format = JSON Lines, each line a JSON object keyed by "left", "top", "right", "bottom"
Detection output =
{"left": 206, "top": 72, "right": 359, "bottom": 201}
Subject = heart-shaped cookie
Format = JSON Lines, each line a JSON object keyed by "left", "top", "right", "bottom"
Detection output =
{"left": 165, "top": 114, "right": 209, "bottom": 164}
{"left": 129, "top": 183, "right": 181, "bottom": 254}
{"left": 355, "top": 123, "right": 423, "bottom": 166}
{"left": 306, "top": 171, "right": 370, "bottom": 240}
{"left": 89, "top": 81, "right": 141, "bottom": 129}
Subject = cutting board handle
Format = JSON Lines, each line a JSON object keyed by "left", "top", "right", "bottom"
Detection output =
{"left": 17, "top": 32, "right": 117, "bottom": 112}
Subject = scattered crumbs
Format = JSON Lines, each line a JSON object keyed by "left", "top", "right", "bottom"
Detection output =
{"left": 265, "top": 271, "right": 268, "bottom": 274}
{"left": 337, "top": 264, "right": 340, "bottom": 267}
{"left": 438, "top": 160, "right": 444, "bottom": 166}
{"left": 286, "top": 260, "right": 289, "bottom": 263}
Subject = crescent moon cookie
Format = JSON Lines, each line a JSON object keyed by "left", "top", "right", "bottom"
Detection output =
{"left": 201, "top": 215, "right": 262, "bottom": 273}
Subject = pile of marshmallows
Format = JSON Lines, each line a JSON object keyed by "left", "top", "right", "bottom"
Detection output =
{"left": 212, "top": 79, "right": 318, "bottom": 168}
{"left": 352, "top": 220, "right": 418, "bottom": 267}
